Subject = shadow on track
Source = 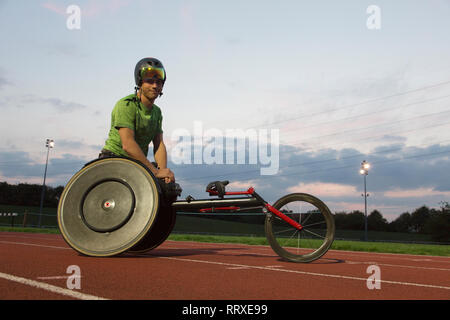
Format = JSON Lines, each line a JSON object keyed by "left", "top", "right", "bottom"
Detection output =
{"left": 119, "top": 246, "right": 248, "bottom": 258}
{"left": 273, "top": 257, "right": 345, "bottom": 264}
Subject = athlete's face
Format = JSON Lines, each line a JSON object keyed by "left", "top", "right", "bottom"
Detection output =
{"left": 141, "top": 76, "right": 164, "bottom": 101}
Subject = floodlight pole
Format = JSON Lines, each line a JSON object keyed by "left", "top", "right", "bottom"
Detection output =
{"left": 38, "top": 139, "right": 54, "bottom": 228}
{"left": 363, "top": 172, "right": 368, "bottom": 241}
{"left": 360, "top": 160, "right": 370, "bottom": 242}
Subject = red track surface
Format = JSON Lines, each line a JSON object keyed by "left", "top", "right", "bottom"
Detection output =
{"left": 0, "top": 232, "right": 449, "bottom": 300}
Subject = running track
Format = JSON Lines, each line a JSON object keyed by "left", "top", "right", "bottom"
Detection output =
{"left": 0, "top": 232, "right": 449, "bottom": 300}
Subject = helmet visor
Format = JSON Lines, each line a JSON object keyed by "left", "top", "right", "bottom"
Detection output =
{"left": 140, "top": 66, "right": 165, "bottom": 81}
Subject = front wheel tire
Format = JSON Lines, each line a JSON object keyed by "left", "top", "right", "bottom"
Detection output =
{"left": 265, "top": 193, "right": 335, "bottom": 263}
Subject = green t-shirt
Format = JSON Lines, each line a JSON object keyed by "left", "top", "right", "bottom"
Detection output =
{"left": 103, "top": 94, "right": 163, "bottom": 157}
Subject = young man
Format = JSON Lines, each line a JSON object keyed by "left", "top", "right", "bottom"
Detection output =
{"left": 100, "top": 57, "right": 175, "bottom": 183}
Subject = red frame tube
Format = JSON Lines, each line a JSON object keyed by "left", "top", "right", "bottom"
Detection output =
{"left": 199, "top": 206, "right": 240, "bottom": 213}
{"left": 206, "top": 187, "right": 303, "bottom": 231}
{"left": 265, "top": 203, "right": 303, "bottom": 231}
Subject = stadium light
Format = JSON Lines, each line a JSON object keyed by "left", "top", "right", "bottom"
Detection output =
{"left": 38, "top": 139, "right": 54, "bottom": 228}
{"left": 360, "top": 160, "right": 370, "bottom": 241}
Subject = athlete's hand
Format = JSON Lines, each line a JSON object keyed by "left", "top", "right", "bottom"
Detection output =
{"left": 155, "top": 167, "right": 175, "bottom": 183}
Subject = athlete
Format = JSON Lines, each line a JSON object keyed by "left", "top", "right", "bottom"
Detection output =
{"left": 99, "top": 57, "right": 175, "bottom": 183}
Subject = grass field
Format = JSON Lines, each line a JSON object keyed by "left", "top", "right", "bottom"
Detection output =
{"left": 168, "top": 233, "right": 450, "bottom": 257}
{"left": 1, "top": 226, "right": 448, "bottom": 257}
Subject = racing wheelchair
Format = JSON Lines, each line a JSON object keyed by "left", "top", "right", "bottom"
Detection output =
{"left": 57, "top": 157, "right": 335, "bottom": 263}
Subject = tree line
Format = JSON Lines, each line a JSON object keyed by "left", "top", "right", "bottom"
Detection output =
{"left": 334, "top": 202, "right": 449, "bottom": 242}
{"left": 0, "top": 181, "right": 64, "bottom": 208}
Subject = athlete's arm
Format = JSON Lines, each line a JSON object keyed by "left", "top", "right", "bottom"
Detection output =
{"left": 118, "top": 127, "right": 174, "bottom": 181}
{"left": 153, "top": 133, "right": 176, "bottom": 182}
{"left": 153, "top": 133, "right": 167, "bottom": 169}
{"left": 152, "top": 133, "right": 174, "bottom": 183}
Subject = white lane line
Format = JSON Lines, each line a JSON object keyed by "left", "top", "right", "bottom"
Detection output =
{"left": 0, "top": 234, "right": 62, "bottom": 241}
{"left": 164, "top": 240, "right": 450, "bottom": 262}
{"left": 37, "top": 275, "right": 82, "bottom": 280}
{"left": 345, "top": 261, "right": 450, "bottom": 271}
{"left": 0, "top": 240, "right": 71, "bottom": 250}
{"left": 161, "top": 243, "right": 450, "bottom": 270}
{"left": 327, "top": 251, "right": 450, "bottom": 263}
{"left": 158, "top": 256, "right": 450, "bottom": 291}
{"left": 163, "top": 240, "right": 450, "bottom": 264}
{"left": 0, "top": 272, "right": 108, "bottom": 300}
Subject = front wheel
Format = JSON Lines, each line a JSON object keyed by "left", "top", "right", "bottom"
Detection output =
{"left": 265, "top": 193, "right": 335, "bottom": 263}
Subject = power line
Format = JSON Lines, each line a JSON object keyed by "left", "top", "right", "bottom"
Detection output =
{"left": 175, "top": 140, "right": 450, "bottom": 182}
{"left": 279, "top": 94, "right": 450, "bottom": 140}
{"left": 270, "top": 149, "right": 450, "bottom": 180}
{"left": 285, "top": 110, "right": 450, "bottom": 147}
{"left": 244, "top": 79, "right": 450, "bottom": 130}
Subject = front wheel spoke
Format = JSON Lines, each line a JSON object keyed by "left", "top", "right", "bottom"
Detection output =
{"left": 301, "top": 213, "right": 313, "bottom": 225}
{"left": 302, "top": 228, "right": 326, "bottom": 239}
{"left": 274, "top": 228, "right": 297, "bottom": 235}
{"left": 303, "top": 220, "right": 326, "bottom": 228}
{"left": 289, "top": 229, "right": 299, "bottom": 240}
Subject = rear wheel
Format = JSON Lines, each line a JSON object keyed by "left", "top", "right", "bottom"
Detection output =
{"left": 57, "top": 157, "right": 161, "bottom": 257}
{"left": 265, "top": 193, "right": 335, "bottom": 263}
{"left": 127, "top": 204, "right": 176, "bottom": 253}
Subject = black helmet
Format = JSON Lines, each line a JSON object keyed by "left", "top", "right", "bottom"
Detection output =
{"left": 134, "top": 57, "right": 166, "bottom": 87}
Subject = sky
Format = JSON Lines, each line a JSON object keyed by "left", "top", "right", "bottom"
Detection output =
{"left": 0, "top": 0, "right": 449, "bottom": 221}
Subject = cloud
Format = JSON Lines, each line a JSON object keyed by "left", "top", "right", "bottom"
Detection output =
{"left": 228, "top": 180, "right": 260, "bottom": 190}
{"left": 287, "top": 182, "right": 358, "bottom": 197}
{"left": 325, "top": 201, "right": 365, "bottom": 213}
{"left": 2, "top": 93, "right": 88, "bottom": 113}
{"left": 82, "top": 0, "right": 131, "bottom": 17}
{"left": 46, "top": 42, "right": 88, "bottom": 58}
{"left": 0, "top": 68, "right": 13, "bottom": 91}
{"left": 41, "top": 0, "right": 131, "bottom": 18}
{"left": 0, "top": 151, "right": 89, "bottom": 186}
{"left": 41, "top": 2, "right": 66, "bottom": 16}
{"left": 377, "top": 135, "right": 408, "bottom": 144}
{"left": 56, "top": 139, "right": 102, "bottom": 151}
{"left": 384, "top": 188, "right": 450, "bottom": 198}
{"left": 0, "top": 75, "right": 13, "bottom": 90}
{"left": 41, "top": 97, "right": 87, "bottom": 112}
{"left": 0, "top": 151, "right": 36, "bottom": 176}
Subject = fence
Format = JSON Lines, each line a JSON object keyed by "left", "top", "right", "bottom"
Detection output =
{"left": 0, "top": 212, "right": 58, "bottom": 229}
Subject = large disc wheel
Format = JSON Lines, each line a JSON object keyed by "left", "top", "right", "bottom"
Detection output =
{"left": 265, "top": 193, "right": 335, "bottom": 263}
{"left": 127, "top": 203, "right": 176, "bottom": 253}
{"left": 57, "top": 157, "right": 161, "bottom": 257}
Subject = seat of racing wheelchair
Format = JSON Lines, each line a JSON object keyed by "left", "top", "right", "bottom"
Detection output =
{"left": 206, "top": 180, "right": 229, "bottom": 198}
